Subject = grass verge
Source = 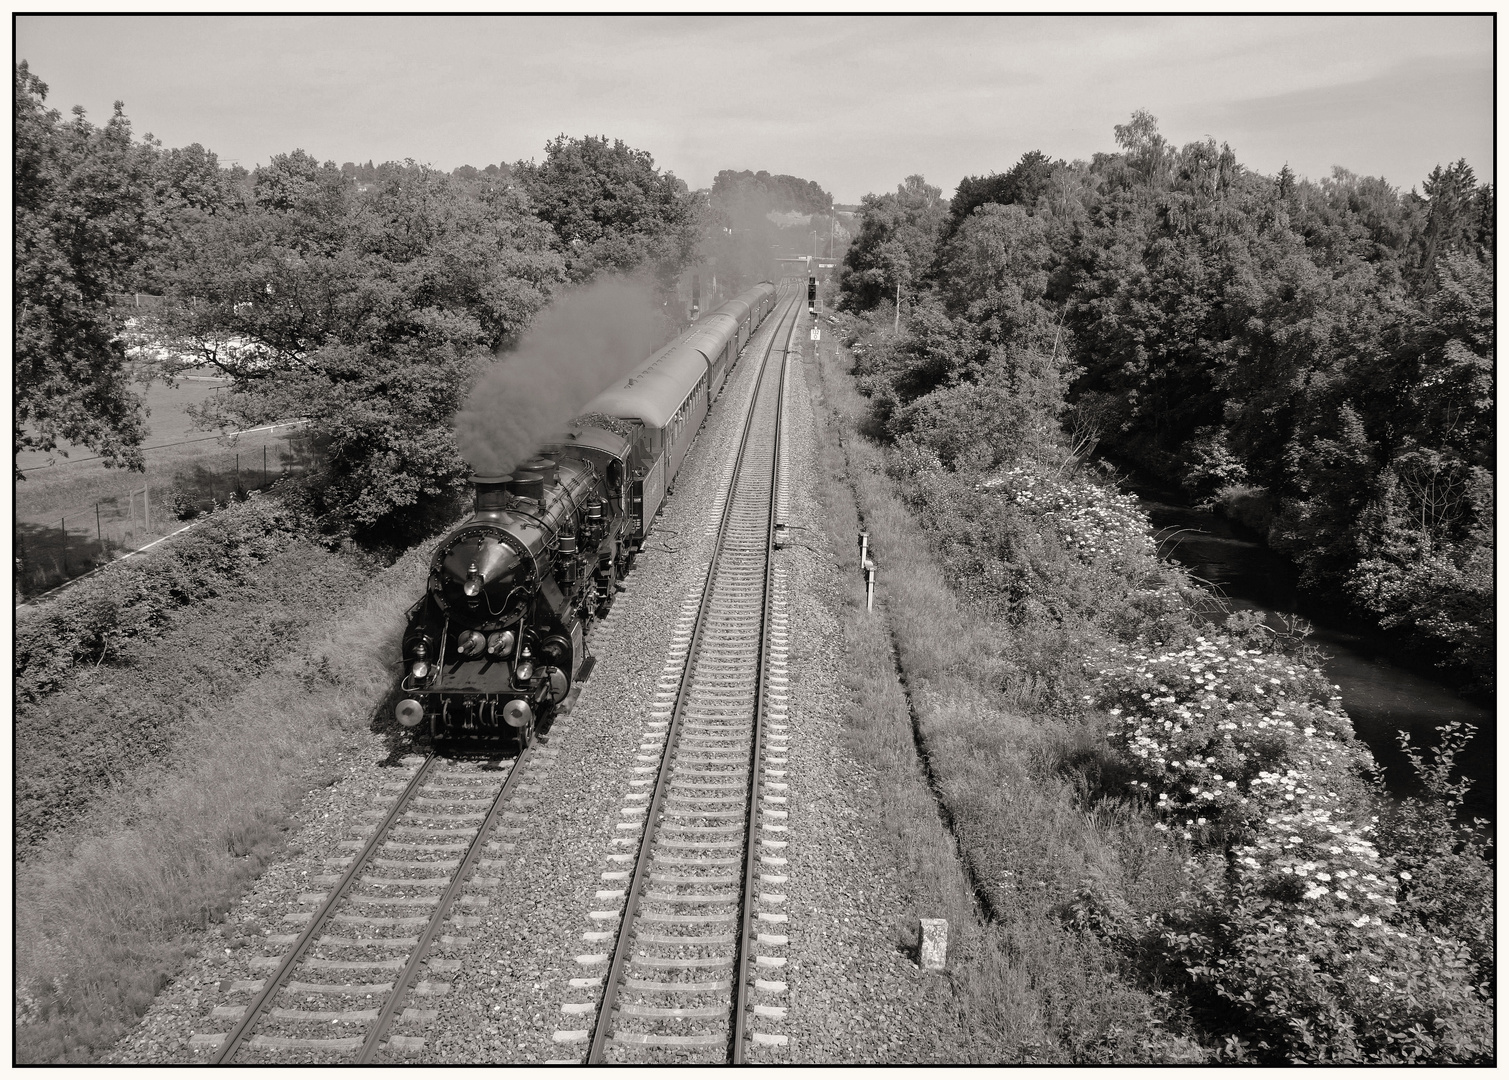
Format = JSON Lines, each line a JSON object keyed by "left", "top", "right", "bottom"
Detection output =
{"left": 809, "top": 338, "right": 1202, "bottom": 1062}
{"left": 17, "top": 526, "right": 374, "bottom": 853}
{"left": 13, "top": 537, "right": 428, "bottom": 1063}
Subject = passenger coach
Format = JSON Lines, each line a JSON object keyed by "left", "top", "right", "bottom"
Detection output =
{"left": 579, "top": 281, "right": 776, "bottom": 543}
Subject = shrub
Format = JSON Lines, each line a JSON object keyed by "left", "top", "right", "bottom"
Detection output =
{"left": 1372, "top": 723, "right": 1494, "bottom": 983}
{"left": 1096, "top": 637, "right": 1375, "bottom": 839}
{"left": 1094, "top": 640, "right": 1492, "bottom": 1062}
{"left": 159, "top": 489, "right": 202, "bottom": 521}
{"left": 1161, "top": 852, "right": 1491, "bottom": 1062}
{"left": 16, "top": 540, "right": 371, "bottom": 851}
{"left": 15, "top": 493, "right": 316, "bottom": 705}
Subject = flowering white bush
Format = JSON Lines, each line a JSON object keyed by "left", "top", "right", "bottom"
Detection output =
{"left": 981, "top": 466, "right": 1155, "bottom": 566}
{"left": 1097, "top": 634, "right": 1491, "bottom": 1061}
{"left": 1097, "top": 636, "right": 1370, "bottom": 833}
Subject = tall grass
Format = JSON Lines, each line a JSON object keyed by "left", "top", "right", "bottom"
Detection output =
{"left": 14, "top": 542, "right": 429, "bottom": 1063}
{"left": 810, "top": 342, "right": 1203, "bottom": 1062}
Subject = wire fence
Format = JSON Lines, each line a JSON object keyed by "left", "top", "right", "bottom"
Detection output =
{"left": 14, "top": 425, "right": 317, "bottom": 601}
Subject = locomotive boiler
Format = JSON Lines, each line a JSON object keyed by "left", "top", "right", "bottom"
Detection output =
{"left": 395, "top": 281, "right": 778, "bottom": 745}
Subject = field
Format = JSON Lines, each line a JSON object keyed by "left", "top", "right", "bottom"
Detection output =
{"left": 15, "top": 376, "right": 315, "bottom": 598}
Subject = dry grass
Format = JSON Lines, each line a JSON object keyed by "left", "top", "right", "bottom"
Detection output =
{"left": 14, "top": 542, "right": 429, "bottom": 1063}
{"left": 810, "top": 340, "right": 1203, "bottom": 1063}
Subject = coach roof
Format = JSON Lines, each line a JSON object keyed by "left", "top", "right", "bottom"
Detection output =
{"left": 580, "top": 339, "right": 709, "bottom": 429}
{"left": 682, "top": 313, "right": 740, "bottom": 366}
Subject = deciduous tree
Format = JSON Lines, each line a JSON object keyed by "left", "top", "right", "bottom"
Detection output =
{"left": 514, "top": 135, "right": 700, "bottom": 290}
{"left": 14, "top": 61, "right": 156, "bottom": 477}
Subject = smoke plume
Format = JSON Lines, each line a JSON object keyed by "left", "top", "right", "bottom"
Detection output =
{"left": 456, "top": 277, "right": 662, "bottom": 477}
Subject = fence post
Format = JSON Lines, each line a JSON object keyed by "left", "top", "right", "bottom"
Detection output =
{"left": 263, "top": 445, "right": 268, "bottom": 486}
{"left": 96, "top": 502, "right": 102, "bottom": 549}
{"left": 145, "top": 482, "right": 150, "bottom": 532}
{"left": 61, "top": 518, "right": 68, "bottom": 576}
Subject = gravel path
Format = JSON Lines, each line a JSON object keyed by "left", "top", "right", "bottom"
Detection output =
{"left": 109, "top": 300, "right": 974, "bottom": 1063}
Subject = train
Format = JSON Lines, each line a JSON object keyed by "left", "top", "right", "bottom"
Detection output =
{"left": 393, "top": 281, "right": 780, "bottom": 744}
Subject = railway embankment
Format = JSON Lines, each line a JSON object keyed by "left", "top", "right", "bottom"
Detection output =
{"left": 15, "top": 499, "right": 433, "bottom": 1064}
{"left": 812, "top": 310, "right": 1493, "bottom": 1064}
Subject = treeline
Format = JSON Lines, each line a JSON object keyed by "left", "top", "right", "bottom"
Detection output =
{"left": 837, "top": 112, "right": 1493, "bottom": 688}
{"left": 833, "top": 113, "right": 1492, "bottom": 1063}
{"left": 14, "top": 62, "right": 830, "bottom": 546}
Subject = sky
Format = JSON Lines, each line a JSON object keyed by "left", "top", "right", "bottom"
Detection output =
{"left": 14, "top": 14, "right": 1495, "bottom": 204}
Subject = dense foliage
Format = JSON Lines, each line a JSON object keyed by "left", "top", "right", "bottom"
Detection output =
{"left": 144, "top": 151, "right": 566, "bottom": 540}
{"left": 872, "top": 433, "right": 1492, "bottom": 1063}
{"left": 14, "top": 62, "right": 155, "bottom": 476}
{"left": 836, "top": 112, "right": 1492, "bottom": 1061}
{"left": 15, "top": 496, "right": 371, "bottom": 852}
{"left": 513, "top": 134, "right": 700, "bottom": 289}
{"left": 837, "top": 112, "right": 1493, "bottom": 688}
{"left": 14, "top": 64, "right": 723, "bottom": 543}
{"left": 15, "top": 494, "right": 315, "bottom": 706}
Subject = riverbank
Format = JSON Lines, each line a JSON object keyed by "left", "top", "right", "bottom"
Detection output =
{"left": 827, "top": 301, "right": 1492, "bottom": 1063}
{"left": 1119, "top": 473, "right": 1494, "bottom": 821}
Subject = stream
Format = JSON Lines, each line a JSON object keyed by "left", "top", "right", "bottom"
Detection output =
{"left": 1128, "top": 482, "right": 1495, "bottom": 823}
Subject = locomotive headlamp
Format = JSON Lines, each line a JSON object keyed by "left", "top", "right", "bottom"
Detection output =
{"left": 463, "top": 562, "right": 483, "bottom": 598}
{"left": 502, "top": 698, "right": 533, "bottom": 728}
{"left": 410, "top": 660, "right": 430, "bottom": 680}
{"left": 515, "top": 660, "right": 535, "bottom": 682}
{"left": 486, "top": 630, "right": 515, "bottom": 656}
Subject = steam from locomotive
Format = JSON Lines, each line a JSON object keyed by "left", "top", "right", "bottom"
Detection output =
{"left": 455, "top": 277, "right": 661, "bottom": 479}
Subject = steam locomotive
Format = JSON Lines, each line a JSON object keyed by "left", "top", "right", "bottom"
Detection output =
{"left": 394, "top": 281, "right": 779, "bottom": 744}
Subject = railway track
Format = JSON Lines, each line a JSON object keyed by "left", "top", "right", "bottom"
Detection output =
{"left": 560, "top": 289, "right": 802, "bottom": 1064}
{"left": 191, "top": 740, "right": 554, "bottom": 1063}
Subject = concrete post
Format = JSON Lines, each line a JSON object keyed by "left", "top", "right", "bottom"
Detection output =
{"left": 920, "top": 918, "right": 948, "bottom": 971}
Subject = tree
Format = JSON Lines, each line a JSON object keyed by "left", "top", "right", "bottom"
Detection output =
{"left": 514, "top": 134, "right": 700, "bottom": 290}
{"left": 1413, "top": 159, "right": 1490, "bottom": 287}
{"left": 14, "top": 61, "right": 156, "bottom": 477}
{"left": 1112, "top": 108, "right": 1172, "bottom": 188}
{"left": 836, "top": 174, "right": 947, "bottom": 322}
{"left": 945, "top": 150, "right": 1057, "bottom": 238}
{"left": 150, "top": 158, "right": 567, "bottom": 539}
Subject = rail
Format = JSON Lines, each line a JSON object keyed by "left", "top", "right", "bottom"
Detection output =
{"left": 584, "top": 288, "right": 800, "bottom": 1063}
{"left": 203, "top": 743, "right": 539, "bottom": 1063}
